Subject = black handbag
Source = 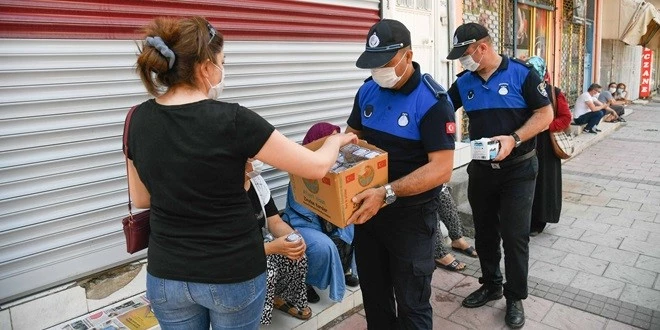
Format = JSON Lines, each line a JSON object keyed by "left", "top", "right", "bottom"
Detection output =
{"left": 121, "top": 105, "right": 150, "bottom": 254}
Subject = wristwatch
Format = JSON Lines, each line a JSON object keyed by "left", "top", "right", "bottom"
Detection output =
{"left": 383, "top": 184, "right": 397, "bottom": 205}
{"left": 511, "top": 132, "right": 522, "bottom": 148}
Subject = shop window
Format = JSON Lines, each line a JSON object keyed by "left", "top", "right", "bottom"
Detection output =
{"left": 516, "top": 4, "right": 551, "bottom": 62}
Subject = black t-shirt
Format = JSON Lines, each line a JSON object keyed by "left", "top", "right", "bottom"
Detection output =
{"left": 127, "top": 99, "right": 275, "bottom": 283}
{"left": 246, "top": 183, "right": 279, "bottom": 229}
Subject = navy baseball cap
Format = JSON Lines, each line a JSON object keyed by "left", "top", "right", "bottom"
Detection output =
{"left": 447, "top": 23, "right": 490, "bottom": 60}
{"left": 356, "top": 19, "right": 411, "bottom": 69}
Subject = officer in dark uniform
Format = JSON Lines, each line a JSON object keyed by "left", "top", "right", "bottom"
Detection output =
{"left": 344, "top": 19, "right": 456, "bottom": 330}
{"left": 446, "top": 23, "right": 553, "bottom": 329}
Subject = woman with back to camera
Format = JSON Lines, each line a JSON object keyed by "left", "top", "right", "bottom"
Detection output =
{"left": 526, "top": 56, "right": 571, "bottom": 236}
{"left": 127, "top": 16, "right": 356, "bottom": 329}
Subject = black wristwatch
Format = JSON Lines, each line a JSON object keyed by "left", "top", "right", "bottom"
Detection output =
{"left": 383, "top": 184, "right": 397, "bottom": 205}
{"left": 511, "top": 132, "right": 522, "bottom": 148}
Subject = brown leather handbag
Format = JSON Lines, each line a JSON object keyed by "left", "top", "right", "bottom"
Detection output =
{"left": 121, "top": 105, "right": 150, "bottom": 254}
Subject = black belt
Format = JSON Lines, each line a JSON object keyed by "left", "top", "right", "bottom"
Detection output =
{"left": 473, "top": 149, "right": 536, "bottom": 169}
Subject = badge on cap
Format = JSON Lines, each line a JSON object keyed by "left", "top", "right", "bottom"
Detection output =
{"left": 453, "top": 35, "right": 458, "bottom": 46}
{"left": 369, "top": 33, "right": 380, "bottom": 48}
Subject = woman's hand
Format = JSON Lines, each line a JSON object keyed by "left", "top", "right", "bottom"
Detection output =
{"left": 267, "top": 234, "right": 306, "bottom": 260}
{"left": 326, "top": 132, "right": 358, "bottom": 147}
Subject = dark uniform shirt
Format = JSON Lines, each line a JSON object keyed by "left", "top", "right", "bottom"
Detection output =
{"left": 447, "top": 56, "right": 550, "bottom": 159}
{"left": 347, "top": 62, "right": 456, "bottom": 206}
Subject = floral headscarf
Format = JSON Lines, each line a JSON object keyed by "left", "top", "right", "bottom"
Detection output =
{"left": 527, "top": 56, "right": 546, "bottom": 81}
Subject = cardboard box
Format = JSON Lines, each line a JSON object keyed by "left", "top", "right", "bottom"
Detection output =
{"left": 288, "top": 138, "right": 388, "bottom": 228}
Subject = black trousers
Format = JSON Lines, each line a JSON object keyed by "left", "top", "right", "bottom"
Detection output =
{"left": 354, "top": 197, "right": 439, "bottom": 330}
{"left": 467, "top": 156, "right": 538, "bottom": 300}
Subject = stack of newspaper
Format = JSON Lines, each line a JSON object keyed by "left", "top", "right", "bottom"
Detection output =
{"left": 330, "top": 143, "right": 382, "bottom": 173}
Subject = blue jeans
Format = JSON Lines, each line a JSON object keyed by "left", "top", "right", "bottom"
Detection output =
{"left": 574, "top": 110, "right": 605, "bottom": 130}
{"left": 146, "top": 272, "right": 266, "bottom": 330}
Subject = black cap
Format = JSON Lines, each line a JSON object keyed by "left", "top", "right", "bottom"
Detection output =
{"left": 356, "top": 19, "right": 411, "bottom": 69}
{"left": 446, "top": 23, "right": 490, "bottom": 60}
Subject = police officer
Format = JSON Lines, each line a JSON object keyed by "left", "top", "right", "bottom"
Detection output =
{"left": 345, "top": 19, "right": 456, "bottom": 329}
{"left": 446, "top": 23, "right": 553, "bottom": 329}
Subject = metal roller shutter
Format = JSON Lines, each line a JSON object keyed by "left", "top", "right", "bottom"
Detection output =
{"left": 0, "top": 8, "right": 378, "bottom": 304}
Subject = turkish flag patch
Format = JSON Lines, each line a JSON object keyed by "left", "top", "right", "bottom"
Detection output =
{"left": 446, "top": 122, "right": 456, "bottom": 134}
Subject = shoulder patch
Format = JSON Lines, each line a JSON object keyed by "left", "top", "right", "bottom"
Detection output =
{"left": 511, "top": 57, "right": 532, "bottom": 69}
{"left": 456, "top": 69, "right": 469, "bottom": 77}
{"left": 537, "top": 82, "right": 548, "bottom": 97}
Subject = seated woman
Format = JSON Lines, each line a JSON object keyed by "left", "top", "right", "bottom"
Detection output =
{"left": 245, "top": 160, "right": 311, "bottom": 324}
{"left": 614, "top": 83, "right": 633, "bottom": 104}
{"left": 434, "top": 184, "right": 478, "bottom": 271}
{"left": 282, "top": 122, "right": 358, "bottom": 304}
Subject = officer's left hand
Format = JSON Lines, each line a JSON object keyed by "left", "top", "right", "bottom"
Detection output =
{"left": 490, "top": 135, "right": 515, "bottom": 161}
{"left": 346, "top": 187, "right": 385, "bottom": 225}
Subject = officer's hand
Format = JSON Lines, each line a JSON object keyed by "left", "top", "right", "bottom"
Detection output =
{"left": 346, "top": 187, "right": 385, "bottom": 225}
{"left": 490, "top": 135, "right": 515, "bottom": 161}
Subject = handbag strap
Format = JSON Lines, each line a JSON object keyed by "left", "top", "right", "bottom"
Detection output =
{"left": 123, "top": 105, "right": 139, "bottom": 217}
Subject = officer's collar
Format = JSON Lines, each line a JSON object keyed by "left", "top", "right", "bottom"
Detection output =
{"left": 380, "top": 62, "right": 421, "bottom": 95}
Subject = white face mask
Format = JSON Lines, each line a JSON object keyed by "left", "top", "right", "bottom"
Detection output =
{"left": 594, "top": 92, "right": 601, "bottom": 99}
{"left": 206, "top": 63, "right": 225, "bottom": 100}
{"left": 458, "top": 46, "right": 482, "bottom": 72}
{"left": 246, "top": 160, "right": 264, "bottom": 179}
{"left": 616, "top": 88, "right": 624, "bottom": 94}
{"left": 370, "top": 53, "right": 408, "bottom": 88}
{"left": 609, "top": 87, "right": 616, "bottom": 94}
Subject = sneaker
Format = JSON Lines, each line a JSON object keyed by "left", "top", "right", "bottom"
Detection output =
{"left": 593, "top": 126, "right": 602, "bottom": 132}
{"left": 584, "top": 128, "right": 598, "bottom": 134}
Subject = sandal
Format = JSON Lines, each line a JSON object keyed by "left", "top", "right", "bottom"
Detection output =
{"left": 435, "top": 258, "right": 465, "bottom": 272}
{"left": 273, "top": 297, "right": 312, "bottom": 320}
{"left": 452, "top": 246, "right": 478, "bottom": 258}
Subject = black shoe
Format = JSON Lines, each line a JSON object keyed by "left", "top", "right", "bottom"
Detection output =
{"left": 461, "top": 284, "right": 503, "bottom": 308}
{"left": 529, "top": 231, "right": 541, "bottom": 237}
{"left": 594, "top": 127, "right": 602, "bottom": 132}
{"left": 584, "top": 128, "right": 598, "bottom": 134}
{"left": 505, "top": 299, "right": 525, "bottom": 328}
{"left": 345, "top": 274, "right": 359, "bottom": 287}
{"left": 306, "top": 284, "right": 320, "bottom": 303}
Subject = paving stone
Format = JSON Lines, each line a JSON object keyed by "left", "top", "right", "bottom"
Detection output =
{"left": 621, "top": 302, "right": 638, "bottom": 311}
{"left": 635, "top": 255, "right": 660, "bottom": 273}
{"left": 619, "top": 307, "right": 636, "bottom": 317}
{"left": 579, "top": 290, "right": 595, "bottom": 299}
{"left": 590, "top": 299, "right": 605, "bottom": 308}
{"left": 632, "top": 220, "right": 660, "bottom": 234}
{"left": 565, "top": 286, "right": 580, "bottom": 295}
{"left": 580, "top": 194, "right": 612, "bottom": 206}
{"left": 543, "top": 224, "right": 585, "bottom": 240}
{"left": 579, "top": 231, "right": 626, "bottom": 249}
{"left": 619, "top": 209, "right": 659, "bottom": 222}
{"left": 447, "top": 304, "right": 502, "bottom": 329}
{"left": 537, "top": 284, "right": 550, "bottom": 292}
{"left": 551, "top": 283, "right": 567, "bottom": 290}
{"left": 602, "top": 308, "right": 619, "bottom": 319}
{"left": 586, "top": 304, "right": 603, "bottom": 315}
{"left": 529, "top": 244, "right": 569, "bottom": 265}
{"left": 575, "top": 295, "right": 590, "bottom": 304}
{"left": 529, "top": 261, "right": 578, "bottom": 286}
{"left": 430, "top": 291, "right": 463, "bottom": 319}
{"left": 619, "top": 284, "right": 660, "bottom": 311}
{"left": 603, "top": 263, "right": 657, "bottom": 288}
{"left": 571, "top": 273, "right": 625, "bottom": 299}
{"left": 562, "top": 253, "right": 609, "bottom": 276}
{"left": 607, "top": 199, "right": 643, "bottom": 211}
{"left": 635, "top": 312, "right": 652, "bottom": 323}
{"left": 592, "top": 294, "right": 609, "bottom": 302}
{"left": 524, "top": 295, "right": 554, "bottom": 322}
{"left": 571, "top": 301, "right": 588, "bottom": 310}
{"left": 587, "top": 205, "right": 623, "bottom": 217}
{"left": 431, "top": 269, "right": 466, "bottom": 291}
{"left": 620, "top": 238, "right": 660, "bottom": 258}
{"left": 558, "top": 296, "right": 573, "bottom": 306}
{"left": 607, "top": 225, "right": 650, "bottom": 241}
{"left": 591, "top": 245, "right": 639, "bottom": 266}
{"left": 631, "top": 319, "right": 651, "bottom": 329}
{"left": 596, "top": 215, "right": 634, "bottom": 228}
{"left": 539, "top": 279, "right": 554, "bottom": 287}
{"left": 637, "top": 306, "right": 654, "bottom": 316}
{"left": 571, "top": 219, "right": 613, "bottom": 234}
{"left": 548, "top": 288, "right": 563, "bottom": 296}
{"left": 607, "top": 298, "right": 623, "bottom": 307}
{"left": 615, "top": 314, "right": 634, "bottom": 324}
{"left": 560, "top": 291, "right": 576, "bottom": 300}
{"left": 542, "top": 303, "right": 609, "bottom": 329}
{"left": 532, "top": 233, "right": 561, "bottom": 248}
{"left": 545, "top": 293, "right": 560, "bottom": 302}
{"left": 531, "top": 289, "right": 546, "bottom": 297}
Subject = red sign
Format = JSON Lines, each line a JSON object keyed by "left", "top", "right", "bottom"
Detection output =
{"left": 639, "top": 48, "right": 653, "bottom": 98}
{"left": 446, "top": 122, "right": 456, "bottom": 134}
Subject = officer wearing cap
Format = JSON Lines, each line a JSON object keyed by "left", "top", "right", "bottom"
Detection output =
{"left": 344, "top": 19, "right": 456, "bottom": 329}
{"left": 445, "top": 23, "right": 553, "bottom": 328}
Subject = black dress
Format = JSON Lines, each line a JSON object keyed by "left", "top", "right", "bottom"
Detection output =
{"left": 530, "top": 86, "right": 563, "bottom": 232}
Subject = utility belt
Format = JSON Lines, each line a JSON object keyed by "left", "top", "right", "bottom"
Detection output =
{"left": 473, "top": 149, "right": 536, "bottom": 169}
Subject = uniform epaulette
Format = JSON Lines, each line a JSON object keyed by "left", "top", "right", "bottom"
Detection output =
{"left": 421, "top": 73, "right": 454, "bottom": 108}
{"left": 510, "top": 57, "right": 532, "bottom": 69}
{"left": 456, "top": 69, "right": 469, "bottom": 77}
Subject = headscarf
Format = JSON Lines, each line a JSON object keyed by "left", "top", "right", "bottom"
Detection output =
{"left": 527, "top": 56, "right": 546, "bottom": 81}
{"left": 303, "top": 122, "right": 341, "bottom": 145}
